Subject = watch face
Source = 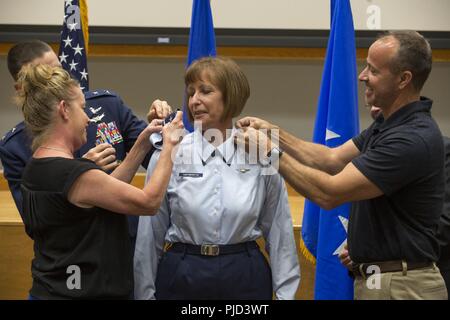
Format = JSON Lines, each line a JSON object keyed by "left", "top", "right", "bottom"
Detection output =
{"left": 267, "top": 147, "right": 282, "bottom": 160}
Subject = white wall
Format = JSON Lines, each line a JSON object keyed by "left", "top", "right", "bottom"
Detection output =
{"left": 0, "top": 0, "right": 449, "bottom": 31}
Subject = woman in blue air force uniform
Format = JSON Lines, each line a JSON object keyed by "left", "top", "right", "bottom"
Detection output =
{"left": 134, "top": 57, "right": 300, "bottom": 300}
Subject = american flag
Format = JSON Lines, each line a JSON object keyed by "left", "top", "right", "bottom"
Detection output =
{"left": 58, "top": 0, "right": 89, "bottom": 91}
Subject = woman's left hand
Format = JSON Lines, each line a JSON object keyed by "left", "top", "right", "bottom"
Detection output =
{"left": 147, "top": 118, "right": 164, "bottom": 134}
{"left": 136, "top": 119, "right": 164, "bottom": 148}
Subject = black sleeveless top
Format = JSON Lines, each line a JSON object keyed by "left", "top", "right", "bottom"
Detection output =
{"left": 21, "top": 157, "right": 133, "bottom": 299}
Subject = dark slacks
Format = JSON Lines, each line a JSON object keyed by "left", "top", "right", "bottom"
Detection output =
{"left": 155, "top": 244, "right": 273, "bottom": 300}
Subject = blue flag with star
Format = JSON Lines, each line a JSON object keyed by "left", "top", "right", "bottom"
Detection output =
{"left": 58, "top": 0, "right": 89, "bottom": 92}
{"left": 301, "top": 0, "right": 359, "bottom": 300}
{"left": 183, "top": 0, "right": 217, "bottom": 132}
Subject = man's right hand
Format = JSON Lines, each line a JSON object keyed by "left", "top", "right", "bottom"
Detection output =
{"left": 82, "top": 143, "right": 119, "bottom": 172}
{"left": 147, "top": 99, "right": 173, "bottom": 123}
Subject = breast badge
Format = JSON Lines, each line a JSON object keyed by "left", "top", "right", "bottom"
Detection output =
{"left": 95, "top": 121, "right": 124, "bottom": 145}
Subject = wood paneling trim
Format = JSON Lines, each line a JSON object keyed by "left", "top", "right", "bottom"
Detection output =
{"left": 1, "top": 43, "right": 449, "bottom": 61}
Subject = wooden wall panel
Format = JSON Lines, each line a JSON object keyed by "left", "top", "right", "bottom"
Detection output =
{"left": 1, "top": 43, "right": 449, "bottom": 61}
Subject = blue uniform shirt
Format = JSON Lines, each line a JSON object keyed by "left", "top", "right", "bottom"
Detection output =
{"left": 134, "top": 128, "right": 300, "bottom": 300}
{"left": 0, "top": 89, "right": 150, "bottom": 239}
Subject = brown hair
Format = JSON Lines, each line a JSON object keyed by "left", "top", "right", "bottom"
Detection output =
{"left": 7, "top": 40, "right": 54, "bottom": 81}
{"left": 15, "top": 64, "right": 79, "bottom": 151}
{"left": 378, "top": 31, "right": 432, "bottom": 91}
{"left": 184, "top": 56, "right": 250, "bottom": 123}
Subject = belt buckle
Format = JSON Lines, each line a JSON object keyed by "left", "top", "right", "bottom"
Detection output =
{"left": 352, "top": 263, "right": 367, "bottom": 279}
{"left": 201, "top": 244, "right": 219, "bottom": 256}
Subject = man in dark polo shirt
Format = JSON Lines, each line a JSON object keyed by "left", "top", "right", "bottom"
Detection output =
{"left": 437, "top": 136, "right": 450, "bottom": 297}
{"left": 340, "top": 134, "right": 450, "bottom": 300}
{"left": 237, "top": 30, "right": 447, "bottom": 299}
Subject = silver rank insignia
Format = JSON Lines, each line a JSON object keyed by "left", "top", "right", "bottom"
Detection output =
{"left": 89, "top": 106, "right": 102, "bottom": 114}
{"left": 89, "top": 113, "right": 105, "bottom": 123}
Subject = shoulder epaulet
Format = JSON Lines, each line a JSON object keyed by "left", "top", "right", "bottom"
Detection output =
{"left": 84, "top": 89, "right": 118, "bottom": 100}
{"left": 0, "top": 122, "right": 26, "bottom": 145}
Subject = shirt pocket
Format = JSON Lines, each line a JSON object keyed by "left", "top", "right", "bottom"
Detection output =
{"left": 170, "top": 164, "right": 206, "bottom": 225}
{"left": 226, "top": 165, "right": 262, "bottom": 194}
{"left": 221, "top": 164, "right": 264, "bottom": 226}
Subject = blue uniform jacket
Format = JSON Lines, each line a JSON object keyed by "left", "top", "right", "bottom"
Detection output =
{"left": 0, "top": 89, "right": 151, "bottom": 239}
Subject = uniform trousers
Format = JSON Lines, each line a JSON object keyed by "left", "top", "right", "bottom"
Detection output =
{"left": 155, "top": 242, "right": 273, "bottom": 300}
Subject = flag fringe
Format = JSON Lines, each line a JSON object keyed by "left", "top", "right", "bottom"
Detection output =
{"left": 80, "top": 0, "right": 89, "bottom": 53}
{"left": 299, "top": 237, "right": 316, "bottom": 265}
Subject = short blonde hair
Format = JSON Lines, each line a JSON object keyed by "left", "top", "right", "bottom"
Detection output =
{"left": 15, "top": 64, "right": 79, "bottom": 151}
{"left": 184, "top": 56, "right": 250, "bottom": 123}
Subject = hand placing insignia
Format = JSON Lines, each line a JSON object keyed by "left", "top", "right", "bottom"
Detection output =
{"left": 149, "top": 109, "right": 181, "bottom": 149}
{"left": 147, "top": 99, "right": 173, "bottom": 122}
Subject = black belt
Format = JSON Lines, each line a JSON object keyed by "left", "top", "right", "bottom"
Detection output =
{"left": 351, "top": 260, "right": 434, "bottom": 278}
{"left": 166, "top": 241, "right": 258, "bottom": 256}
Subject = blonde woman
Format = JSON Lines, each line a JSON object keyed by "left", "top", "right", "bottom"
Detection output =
{"left": 17, "top": 64, "right": 183, "bottom": 299}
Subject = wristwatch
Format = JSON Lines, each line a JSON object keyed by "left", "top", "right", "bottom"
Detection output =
{"left": 266, "top": 146, "right": 284, "bottom": 165}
